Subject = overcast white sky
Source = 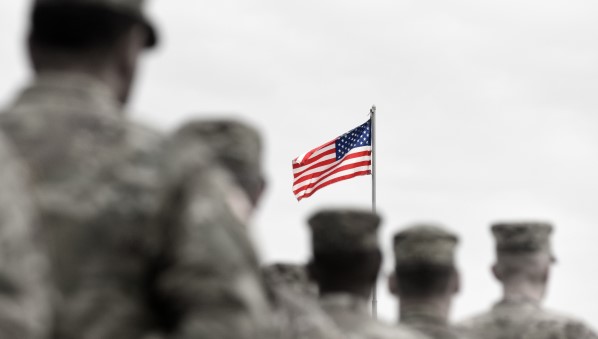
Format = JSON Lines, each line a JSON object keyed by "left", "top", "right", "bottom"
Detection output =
{"left": 2, "top": 0, "right": 598, "bottom": 328}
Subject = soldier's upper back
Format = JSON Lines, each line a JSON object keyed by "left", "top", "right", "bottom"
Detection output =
{"left": 0, "top": 133, "right": 51, "bottom": 339}
{"left": 401, "top": 312, "right": 466, "bottom": 339}
{"left": 321, "top": 293, "right": 428, "bottom": 339}
{"left": 458, "top": 300, "right": 598, "bottom": 339}
{"left": 0, "top": 72, "right": 166, "bottom": 335}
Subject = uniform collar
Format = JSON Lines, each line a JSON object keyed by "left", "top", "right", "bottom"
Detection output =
{"left": 401, "top": 307, "right": 448, "bottom": 326}
{"left": 493, "top": 297, "right": 540, "bottom": 310}
{"left": 12, "top": 71, "right": 121, "bottom": 117}
{"left": 320, "top": 293, "right": 369, "bottom": 315}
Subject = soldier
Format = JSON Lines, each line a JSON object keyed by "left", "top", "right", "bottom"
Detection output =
{"left": 457, "top": 222, "right": 598, "bottom": 339}
{"left": 0, "top": 136, "right": 51, "bottom": 339}
{"left": 0, "top": 0, "right": 162, "bottom": 337}
{"left": 1, "top": 2, "right": 270, "bottom": 338}
{"left": 307, "top": 208, "right": 429, "bottom": 339}
{"left": 262, "top": 262, "right": 346, "bottom": 339}
{"left": 167, "top": 119, "right": 274, "bottom": 338}
{"left": 389, "top": 224, "right": 466, "bottom": 339}
{"left": 173, "top": 120, "right": 344, "bottom": 339}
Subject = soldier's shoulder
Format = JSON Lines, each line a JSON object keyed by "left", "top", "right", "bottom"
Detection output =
{"left": 269, "top": 288, "right": 345, "bottom": 339}
{"left": 457, "top": 310, "right": 496, "bottom": 329}
{"left": 352, "top": 317, "right": 429, "bottom": 339}
{"left": 525, "top": 309, "right": 598, "bottom": 339}
{"left": 126, "top": 121, "right": 166, "bottom": 150}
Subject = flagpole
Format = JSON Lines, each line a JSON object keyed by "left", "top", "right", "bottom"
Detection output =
{"left": 370, "top": 105, "right": 377, "bottom": 319}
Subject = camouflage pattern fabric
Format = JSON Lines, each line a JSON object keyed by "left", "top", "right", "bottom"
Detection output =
{"left": 401, "top": 311, "right": 466, "bottom": 339}
{"left": 320, "top": 293, "right": 429, "bottom": 339}
{"left": 0, "top": 134, "right": 51, "bottom": 339}
{"left": 160, "top": 128, "right": 272, "bottom": 339}
{"left": 491, "top": 222, "right": 554, "bottom": 258}
{"left": 458, "top": 299, "right": 598, "bottom": 339}
{"left": 0, "top": 71, "right": 271, "bottom": 339}
{"left": 308, "top": 209, "right": 381, "bottom": 254}
{"left": 393, "top": 224, "right": 458, "bottom": 268}
{"left": 0, "top": 71, "right": 167, "bottom": 338}
{"left": 262, "top": 263, "right": 318, "bottom": 298}
{"left": 266, "top": 287, "right": 345, "bottom": 339}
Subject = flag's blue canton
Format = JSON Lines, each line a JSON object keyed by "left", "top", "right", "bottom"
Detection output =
{"left": 335, "top": 120, "right": 371, "bottom": 160}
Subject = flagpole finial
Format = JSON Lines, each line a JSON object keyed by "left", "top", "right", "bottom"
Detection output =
{"left": 370, "top": 105, "right": 376, "bottom": 115}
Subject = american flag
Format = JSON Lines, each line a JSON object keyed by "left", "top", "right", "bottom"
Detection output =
{"left": 292, "top": 119, "right": 372, "bottom": 201}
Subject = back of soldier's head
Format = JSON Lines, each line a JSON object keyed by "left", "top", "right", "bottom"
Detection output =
{"left": 392, "top": 224, "right": 460, "bottom": 298}
{"left": 29, "top": 0, "right": 157, "bottom": 52}
{"left": 307, "top": 208, "right": 382, "bottom": 291}
{"left": 28, "top": 0, "right": 158, "bottom": 104}
{"left": 491, "top": 221, "right": 555, "bottom": 282}
{"left": 173, "top": 119, "right": 265, "bottom": 207}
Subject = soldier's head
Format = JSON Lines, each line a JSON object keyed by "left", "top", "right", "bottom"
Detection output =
{"left": 27, "top": 0, "right": 158, "bottom": 104}
{"left": 389, "top": 224, "right": 460, "bottom": 301}
{"left": 307, "top": 208, "right": 382, "bottom": 298}
{"left": 174, "top": 119, "right": 266, "bottom": 214}
{"left": 491, "top": 222, "right": 555, "bottom": 299}
{"left": 262, "top": 262, "right": 318, "bottom": 298}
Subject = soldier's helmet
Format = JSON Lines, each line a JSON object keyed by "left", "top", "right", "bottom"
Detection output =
{"left": 33, "top": 0, "right": 158, "bottom": 47}
{"left": 175, "top": 119, "right": 262, "bottom": 177}
{"left": 393, "top": 223, "right": 459, "bottom": 268}
{"left": 491, "top": 221, "right": 555, "bottom": 262}
{"left": 308, "top": 208, "right": 381, "bottom": 255}
{"left": 174, "top": 119, "right": 264, "bottom": 205}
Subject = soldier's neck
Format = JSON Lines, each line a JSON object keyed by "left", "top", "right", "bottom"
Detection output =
{"left": 319, "top": 284, "right": 372, "bottom": 300}
{"left": 502, "top": 279, "right": 545, "bottom": 305}
{"left": 36, "top": 65, "right": 123, "bottom": 105}
{"left": 399, "top": 296, "right": 451, "bottom": 324}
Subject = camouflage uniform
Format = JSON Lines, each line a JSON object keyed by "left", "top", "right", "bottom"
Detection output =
{"left": 174, "top": 121, "right": 347, "bottom": 339}
{"left": 166, "top": 120, "right": 275, "bottom": 339}
{"left": 262, "top": 263, "right": 345, "bottom": 339}
{"left": 0, "top": 135, "right": 51, "bottom": 339}
{"left": 458, "top": 222, "right": 598, "bottom": 339}
{"left": 262, "top": 263, "right": 318, "bottom": 298}
{"left": 0, "top": 69, "right": 169, "bottom": 338}
{"left": 6, "top": 1, "right": 276, "bottom": 337}
{"left": 319, "top": 294, "right": 428, "bottom": 339}
{"left": 308, "top": 209, "right": 428, "bottom": 339}
{"left": 392, "top": 225, "right": 467, "bottom": 339}
{"left": 1, "top": 52, "right": 269, "bottom": 339}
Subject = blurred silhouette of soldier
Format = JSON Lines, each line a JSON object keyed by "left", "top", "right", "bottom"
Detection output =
{"left": 262, "top": 262, "right": 345, "bottom": 339}
{"left": 0, "top": 136, "right": 51, "bottom": 339}
{"left": 389, "top": 224, "right": 467, "bottom": 339}
{"left": 1, "top": 0, "right": 162, "bottom": 337}
{"left": 458, "top": 222, "right": 598, "bottom": 339}
{"left": 167, "top": 119, "right": 274, "bottom": 338}
{"left": 307, "top": 208, "right": 429, "bottom": 339}
{"left": 173, "top": 119, "right": 344, "bottom": 339}
{"left": 0, "top": 2, "right": 272, "bottom": 338}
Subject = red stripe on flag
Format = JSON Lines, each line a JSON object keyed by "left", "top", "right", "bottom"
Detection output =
{"left": 292, "top": 140, "right": 335, "bottom": 168}
{"left": 292, "top": 148, "right": 336, "bottom": 170}
{"left": 296, "top": 170, "right": 372, "bottom": 201}
{"left": 293, "top": 158, "right": 372, "bottom": 188}
{"left": 293, "top": 150, "right": 371, "bottom": 179}
{"left": 293, "top": 160, "right": 371, "bottom": 195}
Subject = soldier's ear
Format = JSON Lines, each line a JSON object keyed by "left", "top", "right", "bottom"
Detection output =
{"left": 257, "top": 177, "right": 267, "bottom": 204}
{"left": 306, "top": 260, "right": 318, "bottom": 282}
{"left": 452, "top": 269, "right": 461, "bottom": 295}
{"left": 492, "top": 263, "right": 501, "bottom": 281}
{"left": 27, "top": 33, "right": 42, "bottom": 74}
{"left": 387, "top": 272, "right": 398, "bottom": 296}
